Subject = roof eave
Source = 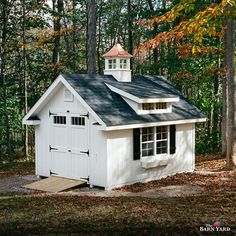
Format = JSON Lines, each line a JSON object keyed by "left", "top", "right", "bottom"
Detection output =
{"left": 102, "top": 117, "right": 207, "bottom": 131}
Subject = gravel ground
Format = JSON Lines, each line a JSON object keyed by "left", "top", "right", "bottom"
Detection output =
{"left": 0, "top": 174, "right": 205, "bottom": 198}
{"left": 0, "top": 175, "right": 38, "bottom": 194}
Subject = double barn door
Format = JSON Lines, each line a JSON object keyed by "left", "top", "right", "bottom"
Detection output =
{"left": 50, "top": 112, "right": 89, "bottom": 180}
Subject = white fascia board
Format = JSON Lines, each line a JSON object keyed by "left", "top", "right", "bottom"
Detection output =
{"left": 105, "top": 83, "right": 140, "bottom": 102}
{"left": 60, "top": 76, "right": 106, "bottom": 128}
{"left": 103, "top": 118, "right": 207, "bottom": 131}
{"left": 23, "top": 120, "right": 41, "bottom": 125}
{"left": 139, "top": 97, "right": 179, "bottom": 103}
{"left": 22, "top": 75, "right": 63, "bottom": 124}
{"left": 105, "top": 83, "right": 179, "bottom": 103}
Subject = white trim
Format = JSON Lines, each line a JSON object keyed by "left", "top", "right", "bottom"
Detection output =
{"left": 103, "top": 118, "right": 207, "bottom": 131}
{"left": 106, "top": 83, "right": 140, "bottom": 102}
{"left": 22, "top": 74, "right": 106, "bottom": 128}
{"left": 105, "top": 83, "right": 179, "bottom": 103}
{"left": 23, "top": 120, "right": 41, "bottom": 125}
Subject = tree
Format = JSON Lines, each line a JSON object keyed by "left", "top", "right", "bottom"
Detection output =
{"left": 87, "top": 0, "right": 96, "bottom": 74}
{"left": 225, "top": 4, "right": 236, "bottom": 165}
{"left": 0, "top": 0, "right": 12, "bottom": 164}
{"left": 138, "top": 0, "right": 236, "bottom": 165}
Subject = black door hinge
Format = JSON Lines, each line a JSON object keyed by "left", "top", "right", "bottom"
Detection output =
{"left": 49, "top": 111, "right": 57, "bottom": 117}
{"left": 80, "top": 150, "right": 89, "bottom": 156}
{"left": 50, "top": 170, "right": 58, "bottom": 175}
{"left": 80, "top": 176, "right": 89, "bottom": 182}
{"left": 80, "top": 113, "right": 89, "bottom": 119}
{"left": 49, "top": 145, "right": 58, "bottom": 152}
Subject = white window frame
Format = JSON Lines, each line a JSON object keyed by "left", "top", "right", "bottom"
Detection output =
{"left": 120, "top": 59, "right": 127, "bottom": 69}
{"left": 108, "top": 59, "right": 116, "bottom": 69}
{"left": 141, "top": 126, "right": 169, "bottom": 158}
{"left": 138, "top": 102, "right": 172, "bottom": 114}
{"left": 71, "top": 116, "right": 86, "bottom": 128}
{"left": 52, "top": 115, "right": 67, "bottom": 126}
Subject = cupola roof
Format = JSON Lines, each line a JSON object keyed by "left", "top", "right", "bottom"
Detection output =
{"left": 103, "top": 43, "right": 133, "bottom": 58}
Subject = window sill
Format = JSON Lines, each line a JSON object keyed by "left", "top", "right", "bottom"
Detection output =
{"left": 141, "top": 155, "right": 172, "bottom": 169}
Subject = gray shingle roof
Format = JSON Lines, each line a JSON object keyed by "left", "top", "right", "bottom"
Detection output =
{"left": 62, "top": 74, "right": 205, "bottom": 127}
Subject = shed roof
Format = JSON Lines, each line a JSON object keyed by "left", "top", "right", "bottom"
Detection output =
{"left": 62, "top": 74, "right": 205, "bottom": 127}
{"left": 103, "top": 43, "right": 133, "bottom": 58}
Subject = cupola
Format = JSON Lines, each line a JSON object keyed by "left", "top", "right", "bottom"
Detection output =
{"left": 103, "top": 43, "right": 133, "bottom": 82}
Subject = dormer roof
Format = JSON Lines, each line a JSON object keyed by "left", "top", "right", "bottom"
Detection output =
{"left": 103, "top": 43, "right": 133, "bottom": 58}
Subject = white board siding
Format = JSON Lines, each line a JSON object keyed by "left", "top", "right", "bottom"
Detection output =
{"left": 36, "top": 84, "right": 88, "bottom": 177}
{"left": 106, "top": 123, "right": 195, "bottom": 189}
{"left": 89, "top": 116, "right": 107, "bottom": 187}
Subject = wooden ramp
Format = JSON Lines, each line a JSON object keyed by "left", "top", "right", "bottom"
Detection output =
{"left": 23, "top": 176, "right": 86, "bottom": 192}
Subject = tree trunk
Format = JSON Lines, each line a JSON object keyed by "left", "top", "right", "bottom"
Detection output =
{"left": 127, "top": 0, "right": 133, "bottom": 71}
{"left": 0, "top": 0, "right": 12, "bottom": 164}
{"left": 52, "top": 0, "right": 63, "bottom": 66}
{"left": 22, "top": 0, "right": 29, "bottom": 158}
{"left": 147, "top": 0, "right": 158, "bottom": 69}
{"left": 87, "top": 0, "right": 96, "bottom": 74}
{"left": 96, "top": 0, "right": 103, "bottom": 74}
{"left": 225, "top": 6, "right": 236, "bottom": 166}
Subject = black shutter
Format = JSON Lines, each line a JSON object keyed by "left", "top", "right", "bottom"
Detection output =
{"left": 169, "top": 125, "right": 176, "bottom": 154}
{"left": 133, "top": 128, "right": 141, "bottom": 160}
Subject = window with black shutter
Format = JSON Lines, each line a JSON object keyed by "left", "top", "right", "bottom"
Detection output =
{"left": 133, "top": 128, "right": 141, "bottom": 160}
{"left": 169, "top": 125, "right": 176, "bottom": 154}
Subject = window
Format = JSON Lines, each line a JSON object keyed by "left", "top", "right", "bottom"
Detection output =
{"left": 142, "top": 102, "right": 167, "bottom": 111}
{"left": 108, "top": 59, "right": 116, "bottom": 69}
{"left": 71, "top": 117, "right": 85, "bottom": 126}
{"left": 141, "top": 126, "right": 168, "bottom": 157}
{"left": 156, "top": 126, "right": 168, "bottom": 154}
{"left": 156, "top": 102, "right": 167, "bottom": 109}
{"left": 141, "top": 127, "right": 154, "bottom": 157}
{"left": 142, "top": 103, "right": 155, "bottom": 110}
{"left": 53, "top": 116, "right": 66, "bottom": 125}
{"left": 120, "top": 59, "right": 127, "bottom": 69}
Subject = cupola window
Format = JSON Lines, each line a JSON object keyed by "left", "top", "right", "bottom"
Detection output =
{"left": 108, "top": 59, "right": 116, "bottom": 69}
{"left": 120, "top": 59, "right": 127, "bottom": 69}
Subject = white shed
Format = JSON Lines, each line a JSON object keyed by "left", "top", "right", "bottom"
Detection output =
{"left": 23, "top": 44, "right": 206, "bottom": 190}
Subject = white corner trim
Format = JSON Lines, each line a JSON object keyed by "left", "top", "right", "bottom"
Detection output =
{"left": 103, "top": 118, "right": 207, "bottom": 131}
{"left": 105, "top": 83, "right": 179, "bottom": 103}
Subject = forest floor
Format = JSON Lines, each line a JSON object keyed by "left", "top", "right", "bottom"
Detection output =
{"left": 0, "top": 155, "right": 235, "bottom": 235}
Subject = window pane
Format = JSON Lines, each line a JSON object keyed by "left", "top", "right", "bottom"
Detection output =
{"left": 156, "top": 133, "right": 161, "bottom": 140}
{"left": 148, "top": 142, "right": 154, "bottom": 150}
{"left": 142, "top": 149, "right": 148, "bottom": 157}
{"left": 53, "top": 116, "right": 66, "bottom": 125}
{"left": 142, "top": 143, "right": 148, "bottom": 150}
{"left": 71, "top": 117, "right": 85, "bottom": 126}
{"left": 156, "top": 102, "right": 167, "bottom": 109}
{"left": 142, "top": 135, "right": 148, "bottom": 142}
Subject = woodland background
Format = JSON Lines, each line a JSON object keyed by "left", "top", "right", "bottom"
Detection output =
{"left": 0, "top": 0, "right": 234, "bottom": 165}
